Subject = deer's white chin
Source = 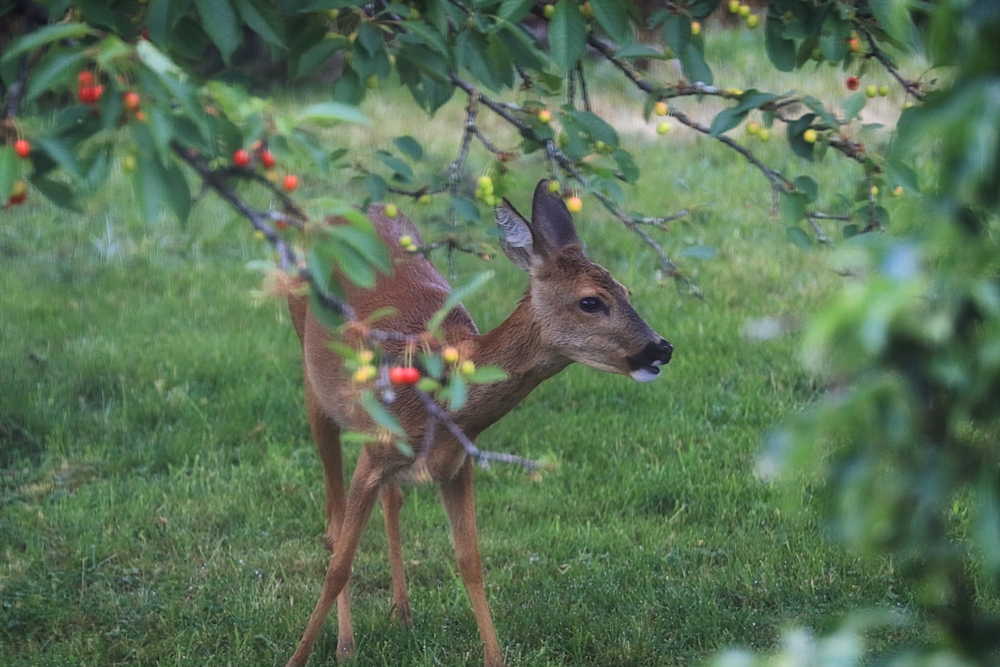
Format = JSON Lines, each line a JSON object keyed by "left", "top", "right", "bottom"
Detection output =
{"left": 630, "top": 366, "right": 662, "bottom": 383}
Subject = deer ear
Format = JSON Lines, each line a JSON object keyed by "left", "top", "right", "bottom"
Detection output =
{"left": 495, "top": 199, "right": 536, "bottom": 271}
{"left": 530, "top": 180, "right": 580, "bottom": 253}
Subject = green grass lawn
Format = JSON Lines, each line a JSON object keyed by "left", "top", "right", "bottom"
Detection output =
{"left": 0, "top": 30, "right": 934, "bottom": 667}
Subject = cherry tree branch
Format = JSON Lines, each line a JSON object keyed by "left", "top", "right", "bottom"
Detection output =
{"left": 857, "top": 24, "right": 927, "bottom": 102}
{"left": 414, "top": 388, "right": 539, "bottom": 470}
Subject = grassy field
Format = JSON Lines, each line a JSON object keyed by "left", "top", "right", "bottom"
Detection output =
{"left": 1, "top": 27, "right": 934, "bottom": 667}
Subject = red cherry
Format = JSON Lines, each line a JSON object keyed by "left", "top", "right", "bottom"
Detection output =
{"left": 260, "top": 150, "right": 276, "bottom": 168}
{"left": 846, "top": 76, "right": 860, "bottom": 91}
{"left": 78, "top": 71, "right": 95, "bottom": 86}
{"left": 283, "top": 174, "right": 299, "bottom": 192}
{"left": 14, "top": 139, "right": 30, "bottom": 159}
{"left": 390, "top": 366, "right": 420, "bottom": 385}
{"left": 123, "top": 91, "right": 141, "bottom": 111}
{"left": 78, "top": 85, "right": 93, "bottom": 103}
{"left": 92, "top": 85, "right": 104, "bottom": 101}
{"left": 233, "top": 148, "right": 251, "bottom": 167}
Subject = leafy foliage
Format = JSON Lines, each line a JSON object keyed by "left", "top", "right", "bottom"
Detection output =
{"left": 3, "top": 0, "right": 1000, "bottom": 665}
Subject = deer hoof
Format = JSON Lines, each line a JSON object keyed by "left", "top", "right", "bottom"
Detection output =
{"left": 390, "top": 601, "right": 413, "bottom": 628}
{"left": 336, "top": 637, "right": 356, "bottom": 661}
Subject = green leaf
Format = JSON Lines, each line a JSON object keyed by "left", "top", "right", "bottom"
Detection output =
{"left": 457, "top": 29, "right": 513, "bottom": 92}
{"left": 26, "top": 49, "right": 87, "bottom": 102}
{"left": 328, "top": 223, "right": 392, "bottom": 274}
{"left": 679, "top": 42, "right": 712, "bottom": 85}
{"left": 1, "top": 23, "right": 93, "bottom": 65}
{"left": 296, "top": 39, "right": 343, "bottom": 79}
{"left": 888, "top": 159, "right": 921, "bottom": 194}
{"left": 842, "top": 93, "right": 867, "bottom": 122}
{"left": 662, "top": 14, "right": 689, "bottom": 59}
{"left": 498, "top": 0, "right": 535, "bottom": 23}
{"left": 687, "top": 0, "right": 721, "bottom": 19}
{"left": 549, "top": 0, "right": 588, "bottom": 74}
{"left": 589, "top": 0, "right": 631, "bottom": 45}
{"left": 799, "top": 94, "right": 840, "bottom": 128}
{"left": 708, "top": 106, "right": 749, "bottom": 137}
{"left": 193, "top": 0, "right": 241, "bottom": 64}
{"left": 794, "top": 175, "right": 819, "bottom": 202}
{"left": 299, "top": 101, "right": 371, "bottom": 125}
{"left": 234, "top": 0, "right": 286, "bottom": 47}
{"left": 734, "top": 90, "right": 779, "bottom": 113}
{"left": 393, "top": 136, "right": 423, "bottom": 161}
{"left": 786, "top": 225, "right": 813, "bottom": 250}
{"left": 614, "top": 44, "right": 668, "bottom": 60}
{"left": 34, "top": 136, "right": 85, "bottom": 183}
{"left": 136, "top": 39, "right": 186, "bottom": 78}
{"left": 0, "top": 147, "right": 19, "bottom": 203}
{"left": 145, "top": 0, "right": 172, "bottom": 45}
{"left": 498, "top": 24, "right": 547, "bottom": 70}
{"left": 401, "top": 21, "right": 450, "bottom": 57}
{"left": 365, "top": 173, "right": 387, "bottom": 202}
{"left": 612, "top": 149, "right": 639, "bottom": 183}
{"left": 466, "top": 365, "right": 508, "bottom": 383}
{"left": 325, "top": 236, "right": 377, "bottom": 288}
{"left": 148, "top": 105, "right": 175, "bottom": 163}
{"left": 448, "top": 373, "right": 468, "bottom": 411}
{"left": 360, "top": 391, "right": 408, "bottom": 439}
{"left": 30, "top": 176, "right": 81, "bottom": 213}
{"left": 566, "top": 110, "right": 619, "bottom": 148}
{"left": 451, "top": 195, "right": 481, "bottom": 224}
{"left": 162, "top": 161, "right": 192, "bottom": 224}
{"left": 357, "top": 21, "right": 384, "bottom": 56}
{"left": 781, "top": 192, "right": 810, "bottom": 226}
{"left": 663, "top": 15, "right": 712, "bottom": 84}
{"left": 786, "top": 113, "right": 817, "bottom": 161}
{"left": 428, "top": 271, "right": 494, "bottom": 334}
{"left": 765, "top": 7, "right": 796, "bottom": 72}
{"left": 83, "top": 146, "right": 112, "bottom": 193}
{"left": 376, "top": 150, "right": 415, "bottom": 182}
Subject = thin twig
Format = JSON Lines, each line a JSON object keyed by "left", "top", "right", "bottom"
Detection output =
{"left": 858, "top": 24, "right": 926, "bottom": 102}
{"left": 576, "top": 61, "right": 592, "bottom": 113}
{"left": 414, "top": 388, "right": 539, "bottom": 469}
{"left": 806, "top": 211, "right": 851, "bottom": 221}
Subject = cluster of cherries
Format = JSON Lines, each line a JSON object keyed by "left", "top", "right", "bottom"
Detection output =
{"left": 232, "top": 145, "right": 299, "bottom": 193}
{"left": 352, "top": 346, "right": 476, "bottom": 387}
{"left": 77, "top": 71, "right": 104, "bottom": 105}
{"left": 5, "top": 139, "right": 31, "bottom": 207}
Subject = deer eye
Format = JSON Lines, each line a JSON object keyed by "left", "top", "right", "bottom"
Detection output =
{"left": 579, "top": 297, "right": 603, "bottom": 313}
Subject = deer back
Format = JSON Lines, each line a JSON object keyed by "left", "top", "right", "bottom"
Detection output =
{"left": 289, "top": 206, "right": 477, "bottom": 438}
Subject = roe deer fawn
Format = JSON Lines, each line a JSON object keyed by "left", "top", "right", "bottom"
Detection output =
{"left": 285, "top": 180, "right": 672, "bottom": 666}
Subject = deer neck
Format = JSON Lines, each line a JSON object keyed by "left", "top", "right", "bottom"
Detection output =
{"left": 457, "top": 293, "right": 571, "bottom": 437}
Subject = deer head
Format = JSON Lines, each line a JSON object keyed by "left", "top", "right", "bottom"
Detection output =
{"left": 495, "top": 181, "right": 672, "bottom": 382}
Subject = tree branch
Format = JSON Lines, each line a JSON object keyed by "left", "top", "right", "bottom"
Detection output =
{"left": 414, "top": 388, "right": 539, "bottom": 470}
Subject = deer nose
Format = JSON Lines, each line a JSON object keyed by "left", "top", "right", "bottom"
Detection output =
{"left": 655, "top": 338, "right": 673, "bottom": 364}
{"left": 627, "top": 338, "right": 673, "bottom": 372}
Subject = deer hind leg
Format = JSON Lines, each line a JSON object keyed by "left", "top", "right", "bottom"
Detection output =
{"left": 287, "top": 447, "right": 382, "bottom": 667}
{"left": 439, "top": 459, "right": 504, "bottom": 667}
{"left": 381, "top": 484, "right": 412, "bottom": 626}
{"left": 304, "top": 376, "right": 355, "bottom": 660}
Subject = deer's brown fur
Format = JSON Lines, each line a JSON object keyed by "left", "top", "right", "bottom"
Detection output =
{"left": 285, "top": 181, "right": 672, "bottom": 666}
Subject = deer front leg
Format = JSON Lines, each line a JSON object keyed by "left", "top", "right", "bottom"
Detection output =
{"left": 439, "top": 459, "right": 504, "bottom": 667}
{"left": 381, "top": 484, "right": 413, "bottom": 626}
{"left": 305, "top": 377, "right": 355, "bottom": 659}
{"left": 287, "top": 448, "right": 382, "bottom": 667}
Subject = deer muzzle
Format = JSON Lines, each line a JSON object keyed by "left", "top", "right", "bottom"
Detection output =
{"left": 627, "top": 338, "right": 673, "bottom": 382}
